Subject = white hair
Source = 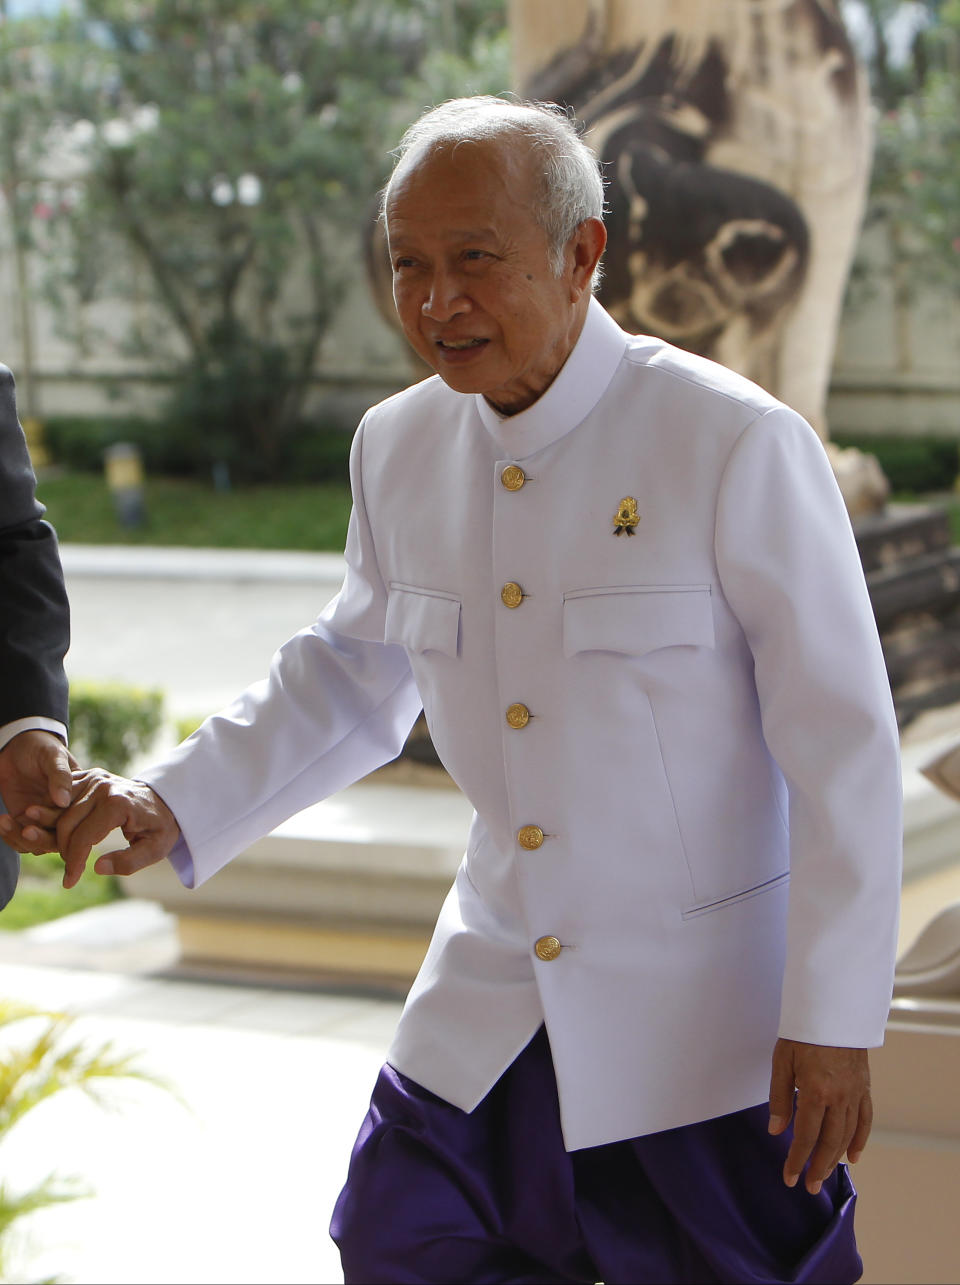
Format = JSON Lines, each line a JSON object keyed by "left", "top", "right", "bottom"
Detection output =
{"left": 383, "top": 95, "right": 606, "bottom": 279}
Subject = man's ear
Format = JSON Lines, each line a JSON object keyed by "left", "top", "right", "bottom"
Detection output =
{"left": 569, "top": 218, "right": 607, "bottom": 300}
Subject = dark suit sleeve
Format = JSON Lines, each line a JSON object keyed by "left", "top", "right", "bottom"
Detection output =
{"left": 0, "top": 364, "right": 70, "bottom": 728}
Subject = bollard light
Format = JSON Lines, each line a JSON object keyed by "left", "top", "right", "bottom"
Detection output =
{"left": 104, "top": 441, "right": 146, "bottom": 529}
{"left": 22, "top": 417, "right": 51, "bottom": 470}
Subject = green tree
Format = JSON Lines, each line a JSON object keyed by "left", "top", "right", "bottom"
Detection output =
{"left": 856, "top": 0, "right": 942, "bottom": 109}
{"left": 11, "top": 0, "right": 507, "bottom": 482}
{"left": 860, "top": 1, "right": 960, "bottom": 290}
{"left": 0, "top": 4, "right": 83, "bottom": 423}
{"left": 46, "top": 1, "right": 428, "bottom": 480}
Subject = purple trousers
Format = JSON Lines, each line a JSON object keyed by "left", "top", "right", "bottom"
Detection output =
{"left": 331, "top": 1027, "right": 861, "bottom": 1284}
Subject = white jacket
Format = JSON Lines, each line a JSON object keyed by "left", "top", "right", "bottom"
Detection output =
{"left": 143, "top": 299, "right": 902, "bottom": 1150}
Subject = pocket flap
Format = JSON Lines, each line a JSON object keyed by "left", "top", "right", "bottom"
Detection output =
{"left": 562, "top": 585, "right": 715, "bottom": 658}
{"left": 385, "top": 583, "right": 461, "bottom": 657}
{"left": 681, "top": 870, "right": 790, "bottom": 920}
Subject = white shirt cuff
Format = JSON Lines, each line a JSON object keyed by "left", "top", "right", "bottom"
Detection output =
{"left": 0, "top": 718, "right": 69, "bottom": 754}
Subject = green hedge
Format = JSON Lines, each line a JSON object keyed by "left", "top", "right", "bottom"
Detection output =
{"left": 42, "top": 415, "right": 353, "bottom": 485}
{"left": 832, "top": 433, "right": 960, "bottom": 495}
{"left": 46, "top": 417, "right": 958, "bottom": 496}
{"left": 43, "top": 415, "right": 196, "bottom": 476}
{"left": 69, "top": 680, "right": 165, "bottom": 774}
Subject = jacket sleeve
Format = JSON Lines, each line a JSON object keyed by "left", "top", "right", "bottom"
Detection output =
{"left": 139, "top": 415, "right": 423, "bottom": 888}
{"left": 0, "top": 365, "right": 70, "bottom": 730}
{"left": 714, "top": 406, "right": 902, "bottom": 1048}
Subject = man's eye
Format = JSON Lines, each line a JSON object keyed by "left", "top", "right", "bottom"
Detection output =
{"left": 394, "top": 257, "right": 417, "bottom": 270}
{"left": 463, "top": 250, "right": 490, "bottom": 261}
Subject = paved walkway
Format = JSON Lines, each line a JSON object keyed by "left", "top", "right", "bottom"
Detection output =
{"left": 1, "top": 901, "right": 399, "bottom": 1285}
{"left": 60, "top": 544, "right": 346, "bottom": 720}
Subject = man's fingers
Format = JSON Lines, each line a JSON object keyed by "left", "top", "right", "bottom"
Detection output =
{"left": 0, "top": 816, "right": 58, "bottom": 855}
{"left": 783, "top": 1098, "right": 825, "bottom": 1189}
{"left": 767, "top": 1040, "right": 796, "bottom": 1135}
{"left": 20, "top": 824, "right": 59, "bottom": 853}
{"left": 801, "top": 1105, "right": 851, "bottom": 1194}
{"left": 0, "top": 795, "right": 64, "bottom": 853}
{"left": 827, "top": 1106, "right": 858, "bottom": 1177}
{"left": 847, "top": 1093, "right": 873, "bottom": 1164}
{"left": 57, "top": 788, "right": 116, "bottom": 887}
{"left": 23, "top": 804, "right": 60, "bottom": 827}
{"left": 59, "top": 802, "right": 127, "bottom": 887}
{"left": 43, "top": 742, "right": 75, "bottom": 809}
{"left": 95, "top": 837, "right": 168, "bottom": 878}
{"left": 61, "top": 851, "right": 89, "bottom": 889}
{"left": 774, "top": 1040, "right": 872, "bottom": 1191}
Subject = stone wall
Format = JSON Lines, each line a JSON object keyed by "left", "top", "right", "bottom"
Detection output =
{"left": 829, "top": 225, "right": 960, "bottom": 438}
{"left": 0, "top": 215, "right": 412, "bottom": 427}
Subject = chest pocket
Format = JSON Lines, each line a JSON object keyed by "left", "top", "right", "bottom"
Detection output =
{"left": 562, "top": 585, "right": 715, "bottom": 657}
{"left": 385, "top": 583, "right": 461, "bottom": 657}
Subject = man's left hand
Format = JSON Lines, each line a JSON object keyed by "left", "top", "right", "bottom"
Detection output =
{"left": 768, "top": 1038, "right": 872, "bottom": 1195}
{"left": 0, "top": 730, "right": 77, "bottom": 854}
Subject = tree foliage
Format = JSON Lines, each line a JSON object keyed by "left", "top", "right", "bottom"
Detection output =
{"left": 853, "top": 0, "right": 943, "bottom": 108}
{"left": 858, "top": 0, "right": 960, "bottom": 291}
{"left": 1, "top": 1, "right": 508, "bottom": 479}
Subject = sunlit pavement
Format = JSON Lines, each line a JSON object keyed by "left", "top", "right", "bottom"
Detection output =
{"left": 59, "top": 544, "right": 347, "bottom": 721}
{"left": 0, "top": 905, "right": 401, "bottom": 1285}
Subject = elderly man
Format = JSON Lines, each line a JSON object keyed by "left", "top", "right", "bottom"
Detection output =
{"left": 40, "top": 97, "right": 900, "bottom": 1284}
{"left": 0, "top": 363, "right": 72, "bottom": 905}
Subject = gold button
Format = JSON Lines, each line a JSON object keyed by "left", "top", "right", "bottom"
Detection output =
{"left": 518, "top": 825, "right": 544, "bottom": 850}
{"left": 506, "top": 703, "right": 530, "bottom": 730}
{"left": 501, "top": 582, "right": 524, "bottom": 608}
{"left": 501, "top": 465, "right": 526, "bottom": 491}
{"left": 535, "top": 935, "right": 562, "bottom": 962}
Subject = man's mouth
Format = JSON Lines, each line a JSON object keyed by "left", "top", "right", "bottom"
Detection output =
{"left": 436, "top": 337, "right": 488, "bottom": 350}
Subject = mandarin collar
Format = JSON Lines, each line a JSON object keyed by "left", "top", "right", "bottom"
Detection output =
{"left": 474, "top": 296, "right": 628, "bottom": 460}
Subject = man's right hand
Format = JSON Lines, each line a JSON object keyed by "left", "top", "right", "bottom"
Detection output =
{"left": 56, "top": 769, "right": 180, "bottom": 888}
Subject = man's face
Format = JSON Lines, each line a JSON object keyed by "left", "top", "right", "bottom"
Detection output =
{"left": 386, "top": 139, "right": 586, "bottom": 416}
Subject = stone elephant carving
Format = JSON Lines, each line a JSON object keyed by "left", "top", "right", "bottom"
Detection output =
{"left": 510, "top": 0, "right": 887, "bottom": 513}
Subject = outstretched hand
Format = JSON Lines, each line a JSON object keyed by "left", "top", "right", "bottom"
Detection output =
{"left": 768, "top": 1038, "right": 872, "bottom": 1195}
{"left": 0, "top": 730, "right": 77, "bottom": 854}
{"left": 56, "top": 769, "right": 180, "bottom": 888}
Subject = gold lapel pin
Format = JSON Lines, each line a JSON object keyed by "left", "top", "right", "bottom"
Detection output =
{"left": 613, "top": 496, "right": 640, "bottom": 536}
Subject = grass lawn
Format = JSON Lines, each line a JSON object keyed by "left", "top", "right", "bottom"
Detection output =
{"left": 39, "top": 474, "right": 960, "bottom": 553}
{"left": 0, "top": 851, "right": 121, "bottom": 932}
{"left": 36, "top": 473, "right": 354, "bottom": 551}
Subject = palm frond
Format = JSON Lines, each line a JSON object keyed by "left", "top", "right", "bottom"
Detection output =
{"left": 0, "top": 1004, "right": 177, "bottom": 1138}
{"left": 0, "top": 997, "right": 180, "bottom": 1278}
{"left": 0, "top": 1174, "right": 89, "bottom": 1234}
{"left": 0, "top": 1174, "right": 90, "bottom": 1281}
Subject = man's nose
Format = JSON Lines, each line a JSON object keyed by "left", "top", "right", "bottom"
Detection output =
{"left": 421, "top": 272, "right": 470, "bottom": 322}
